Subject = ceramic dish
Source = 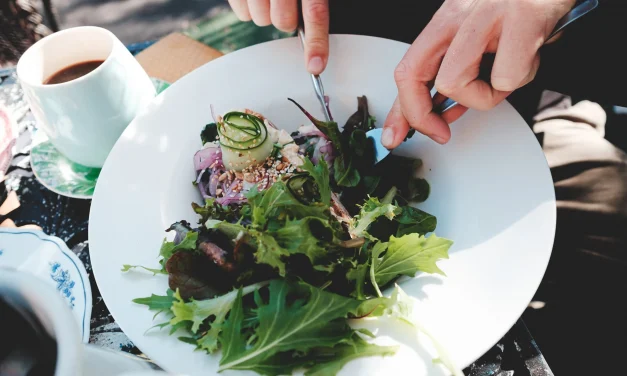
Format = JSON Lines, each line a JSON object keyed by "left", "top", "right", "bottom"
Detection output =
{"left": 89, "top": 35, "right": 556, "bottom": 375}
{"left": 0, "top": 227, "right": 92, "bottom": 342}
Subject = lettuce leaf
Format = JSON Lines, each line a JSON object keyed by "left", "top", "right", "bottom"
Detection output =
{"left": 370, "top": 234, "right": 453, "bottom": 296}
{"left": 272, "top": 216, "right": 338, "bottom": 265}
{"left": 349, "top": 196, "right": 399, "bottom": 239}
{"left": 216, "top": 216, "right": 338, "bottom": 277}
{"left": 253, "top": 231, "right": 290, "bottom": 276}
{"left": 346, "top": 262, "right": 370, "bottom": 300}
{"left": 247, "top": 181, "right": 328, "bottom": 228}
{"left": 158, "top": 231, "right": 198, "bottom": 269}
{"left": 211, "top": 162, "right": 342, "bottom": 276}
{"left": 300, "top": 157, "right": 331, "bottom": 206}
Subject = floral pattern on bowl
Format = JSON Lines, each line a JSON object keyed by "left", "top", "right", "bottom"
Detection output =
{"left": 0, "top": 228, "right": 92, "bottom": 342}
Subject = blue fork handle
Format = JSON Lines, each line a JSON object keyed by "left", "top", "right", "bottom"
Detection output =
{"left": 433, "top": 0, "right": 599, "bottom": 114}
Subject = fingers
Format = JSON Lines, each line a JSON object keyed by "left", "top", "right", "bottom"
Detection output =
{"left": 248, "top": 0, "right": 271, "bottom": 26}
{"left": 433, "top": 93, "right": 469, "bottom": 125}
{"left": 230, "top": 0, "right": 329, "bottom": 75}
{"left": 521, "top": 54, "right": 541, "bottom": 87}
{"left": 229, "top": 0, "right": 251, "bottom": 21}
{"left": 381, "top": 97, "right": 410, "bottom": 149}
{"left": 302, "top": 0, "right": 329, "bottom": 75}
{"left": 490, "top": 16, "right": 544, "bottom": 91}
{"left": 391, "top": 21, "right": 453, "bottom": 144}
{"left": 270, "top": 0, "right": 298, "bottom": 32}
{"left": 435, "top": 9, "right": 510, "bottom": 111}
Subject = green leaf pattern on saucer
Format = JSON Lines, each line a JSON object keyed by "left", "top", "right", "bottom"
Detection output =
{"left": 30, "top": 77, "right": 170, "bottom": 199}
{"left": 151, "top": 77, "right": 171, "bottom": 93}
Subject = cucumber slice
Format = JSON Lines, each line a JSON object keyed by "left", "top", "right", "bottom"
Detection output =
{"left": 219, "top": 111, "right": 276, "bottom": 171}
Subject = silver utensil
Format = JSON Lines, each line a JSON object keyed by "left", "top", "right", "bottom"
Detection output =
{"left": 297, "top": 27, "right": 333, "bottom": 122}
{"left": 435, "top": 0, "right": 599, "bottom": 113}
{"left": 297, "top": 26, "right": 393, "bottom": 162}
{"left": 298, "top": 0, "right": 597, "bottom": 164}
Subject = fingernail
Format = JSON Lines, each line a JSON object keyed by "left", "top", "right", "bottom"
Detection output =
{"left": 431, "top": 135, "right": 447, "bottom": 144}
{"left": 381, "top": 127, "right": 395, "bottom": 148}
{"left": 308, "top": 56, "right": 324, "bottom": 74}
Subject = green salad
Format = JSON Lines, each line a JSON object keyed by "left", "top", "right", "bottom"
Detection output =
{"left": 123, "top": 97, "right": 460, "bottom": 376}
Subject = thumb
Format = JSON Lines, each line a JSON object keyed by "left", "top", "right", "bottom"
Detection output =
{"left": 382, "top": 97, "right": 411, "bottom": 149}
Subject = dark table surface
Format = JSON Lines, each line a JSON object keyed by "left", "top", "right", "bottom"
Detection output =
{"left": 0, "top": 47, "right": 554, "bottom": 375}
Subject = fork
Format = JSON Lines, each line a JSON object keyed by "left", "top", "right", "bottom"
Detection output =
{"left": 297, "top": 0, "right": 598, "bottom": 164}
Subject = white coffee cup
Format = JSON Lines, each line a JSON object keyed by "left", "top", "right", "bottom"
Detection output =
{"left": 16, "top": 26, "right": 156, "bottom": 168}
{"left": 0, "top": 269, "right": 182, "bottom": 376}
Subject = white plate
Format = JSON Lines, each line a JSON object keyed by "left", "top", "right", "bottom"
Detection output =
{"left": 0, "top": 228, "right": 92, "bottom": 342}
{"left": 89, "top": 35, "right": 556, "bottom": 376}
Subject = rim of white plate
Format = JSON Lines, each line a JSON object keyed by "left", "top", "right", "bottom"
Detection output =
{"left": 89, "top": 34, "right": 556, "bottom": 375}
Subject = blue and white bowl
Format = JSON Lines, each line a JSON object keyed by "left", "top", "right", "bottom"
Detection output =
{"left": 0, "top": 228, "right": 92, "bottom": 342}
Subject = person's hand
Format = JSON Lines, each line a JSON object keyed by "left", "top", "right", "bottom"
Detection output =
{"left": 228, "top": 0, "right": 330, "bottom": 74}
{"left": 381, "top": 0, "right": 576, "bottom": 148}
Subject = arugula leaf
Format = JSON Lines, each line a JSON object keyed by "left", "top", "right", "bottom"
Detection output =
{"left": 300, "top": 157, "right": 331, "bottom": 206}
{"left": 132, "top": 289, "right": 175, "bottom": 312}
{"left": 171, "top": 282, "right": 268, "bottom": 333}
{"left": 371, "top": 234, "right": 453, "bottom": 295}
{"left": 349, "top": 196, "right": 399, "bottom": 239}
{"left": 159, "top": 231, "right": 199, "bottom": 268}
{"left": 121, "top": 264, "right": 167, "bottom": 275}
{"left": 170, "top": 282, "right": 269, "bottom": 353}
{"left": 218, "top": 280, "right": 378, "bottom": 372}
{"left": 305, "top": 335, "right": 398, "bottom": 376}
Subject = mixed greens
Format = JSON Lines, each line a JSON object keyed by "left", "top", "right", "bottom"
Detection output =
{"left": 124, "top": 97, "right": 460, "bottom": 375}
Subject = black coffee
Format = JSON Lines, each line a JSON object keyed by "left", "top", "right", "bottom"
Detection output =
{"left": 0, "top": 297, "right": 57, "bottom": 375}
{"left": 44, "top": 60, "right": 104, "bottom": 84}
